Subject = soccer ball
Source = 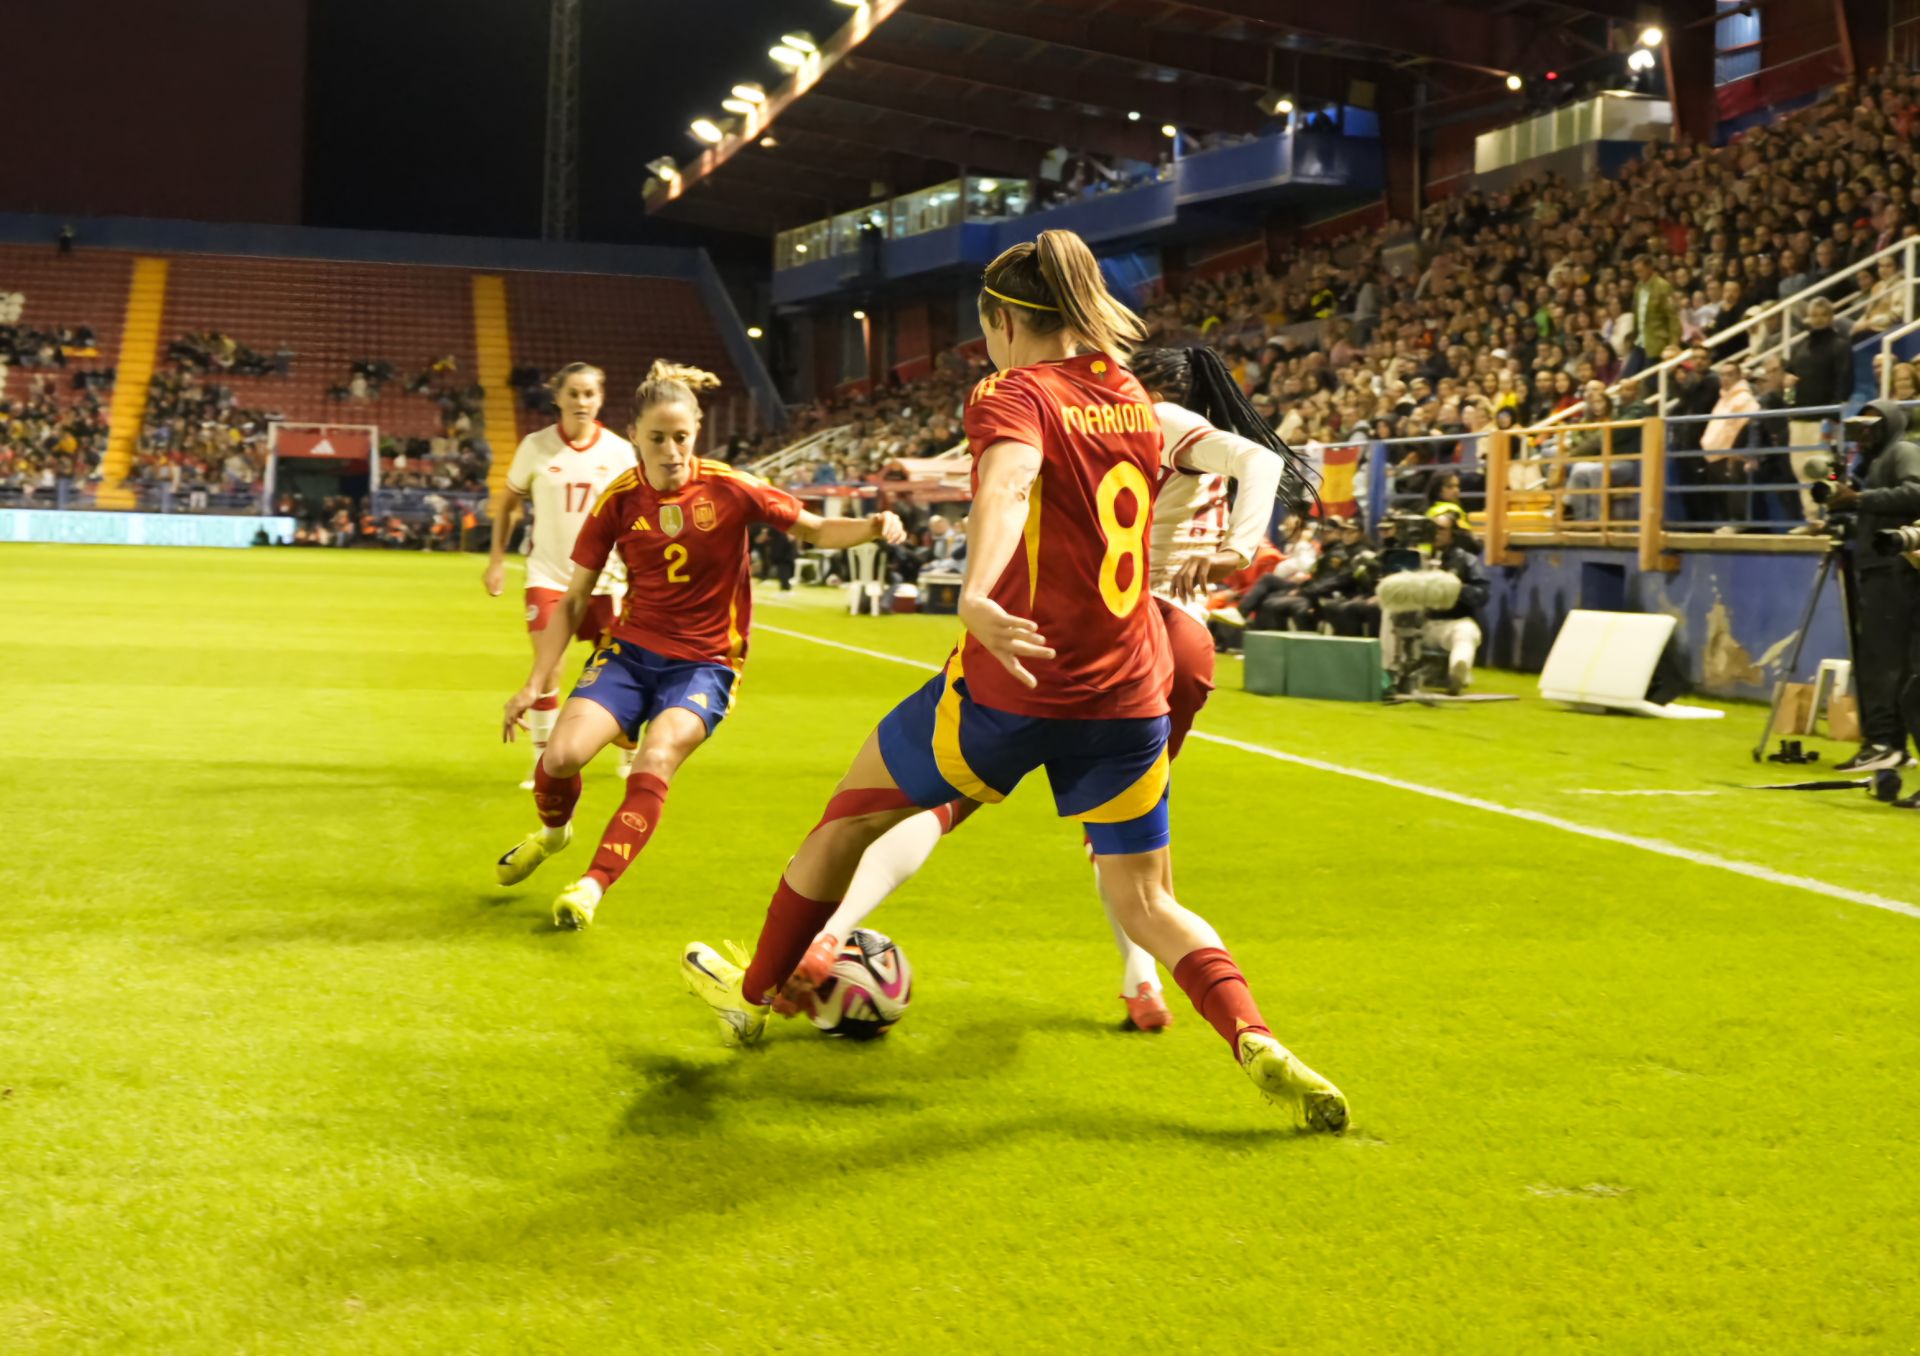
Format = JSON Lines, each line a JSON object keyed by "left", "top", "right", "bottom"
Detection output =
{"left": 804, "top": 929, "right": 912, "bottom": 1039}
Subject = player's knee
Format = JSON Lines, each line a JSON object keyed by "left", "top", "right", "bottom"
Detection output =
{"left": 540, "top": 746, "right": 586, "bottom": 779}
{"left": 635, "top": 747, "right": 682, "bottom": 783}
{"left": 812, "top": 810, "right": 894, "bottom": 858}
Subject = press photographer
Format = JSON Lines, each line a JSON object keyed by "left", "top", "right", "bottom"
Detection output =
{"left": 1822, "top": 398, "right": 1920, "bottom": 776}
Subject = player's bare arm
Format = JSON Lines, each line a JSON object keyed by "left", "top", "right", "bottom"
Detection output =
{"left": 503, "top": 564, "right": 600, "bottom": 739}
{"left": 959, "top": 437, "right": 1054, "bottom": 689}
{"left": 483, "top": 486, "right": 527, "bottom": 596}
{"left": 788, "top": 509, "right": 907, "bottom": 548}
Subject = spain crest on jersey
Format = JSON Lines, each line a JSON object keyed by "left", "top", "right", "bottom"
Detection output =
{"left": 693, "top": 499, "right": 717, "bottom": 531}
{"left": 659, "top": 504, "right": 684, "bottom": 536}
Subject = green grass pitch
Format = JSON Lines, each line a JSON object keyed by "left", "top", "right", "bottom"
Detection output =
{"left": 4, "top": 544, "right": 1919, "bottom": 1352}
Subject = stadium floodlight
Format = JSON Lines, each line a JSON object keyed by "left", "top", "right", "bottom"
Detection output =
{"left": 1127, "top": 110, "right": 1141, "bottom": 121}
{"left": 747, "top": 326, "right": 765, "bottom": 338}
{"left": 833, "top": 0, "right": 867, "bottom": 7}
{"left": 1505, "top": 73, "right": 1524, "bottom": 92}
{"left": 852, "top": 309, "right": 868, "bottom": 320}
{"left": 1627, "top": 47, "right": 1656, "bottom": 71}
{"left": 770, "top": 44, "right": 805, "bottom": 67}
{"left": 1639, "top": 25, "right": 1664, "bottom": 48}
{"left": 646, "top": 157, "right": 680, "bottom": 182}
{"left": 796, "top": 243, "right": 809, "bottom": 254}
{"left": 690, "top": 118, "right": 725, "bottom": 144}
{"left": 1257, "top": 91, "right": 1294, "bottom": 117}
{"left": 760, "top": 135, "right": 780, "bottom": 148}
{"left": 1161, "top": 123, "right": 1178, "bottom": 138}
{"left": 780, "top": 32, "right": 817, "bottom": 53}
{"left": 979, "top": 179, "right": 998, "bottom": 192}
{"left": 722, "top": 98, "right": 756, "bottom": 115}
{"left": 730, "top": 83, "right": 768, "bottom": 105}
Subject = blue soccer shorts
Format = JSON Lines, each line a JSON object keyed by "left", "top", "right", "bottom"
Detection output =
{"left": 876, "top": 653, "right": 1171, "bottom": 855}
{"left": 571, "top": 639, "right": 737, "bottom": 739}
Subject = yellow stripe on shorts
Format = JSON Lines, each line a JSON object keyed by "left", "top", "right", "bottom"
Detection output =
{"left": 932, "top": 651, "right": 1005, "bottom": 803}
{"left": 1074, "top": 748, "right": 1170, "bottom": 824}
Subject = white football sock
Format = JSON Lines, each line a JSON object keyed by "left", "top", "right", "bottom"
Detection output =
{"left": 527, "top": 691, "right": 560, "bottom": 765}
{"left": 1096, "top": 858, "right": 1162, "bottom": 994}
{"left": 824, "top": 809, "right": 945, "bottom": 940}
{"left": 539, "top": 822, "right": 570, "bottom": 849}
{"left": 572, "top": 876, "right": 604, "bottom": 906}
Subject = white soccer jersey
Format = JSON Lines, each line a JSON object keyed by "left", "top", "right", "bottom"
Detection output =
{"left": 505, "top": 423, "right": 638, "bottom": 594}
{"left": 1151, "top": 402, "right": 1235, "bottom": 620}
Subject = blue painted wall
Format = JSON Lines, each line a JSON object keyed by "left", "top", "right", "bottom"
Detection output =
{"left": 771, "top": 125, "right": 1379, "bottom": 305}
{"left": 1483, "top": 546, "right": 1846, "bottom": 700}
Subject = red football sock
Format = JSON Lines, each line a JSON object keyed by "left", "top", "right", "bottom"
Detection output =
{"left": 1172, "top": 947, "right": 1272, "bottom": 1047}
{"left": 531, "top": 759, "right": 581, "bottom": 828}
{"left": 586, "top": 772, "right": 669, "bottom": 890}
{"left": 741, "top": 875, "right": 839, "bottom": 1004}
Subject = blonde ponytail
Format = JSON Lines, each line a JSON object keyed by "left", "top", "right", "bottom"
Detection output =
{"left": 979, "top": 228, "right": 1147, "bottom": 362}
{"left": 635, "top": 359, "right": 721, "bottom": 418}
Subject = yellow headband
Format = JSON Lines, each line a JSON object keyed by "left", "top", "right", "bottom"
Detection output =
{"left": 982, "top": 284, "right": 1059, "bottom": 312}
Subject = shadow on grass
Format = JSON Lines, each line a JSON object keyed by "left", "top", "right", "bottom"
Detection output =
{"left": 201, "top": 887, "right": 551, "bottom": 949}
{"left": 279, "top": 1011, "right": 1328, "bottom": 1286}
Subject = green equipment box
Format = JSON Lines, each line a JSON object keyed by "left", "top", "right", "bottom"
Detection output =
{"left": 1242, "top": 631, "right": 1383, "bottom": 702}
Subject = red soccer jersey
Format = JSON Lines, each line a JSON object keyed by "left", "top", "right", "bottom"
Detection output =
{"left": 960, "top": 353, "right": 1171, "bottom": 719}
{"left": 571, "top": 458, "right": 802, "bottom": 667}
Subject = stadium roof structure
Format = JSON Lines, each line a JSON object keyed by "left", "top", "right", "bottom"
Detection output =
{"left": 644, "top": 0, "right": 1675, "bottom": 235}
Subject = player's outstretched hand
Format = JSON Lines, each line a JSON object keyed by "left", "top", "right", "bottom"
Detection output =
{"left": 482, "top": 559, "right": 506, "bottom": 597}
{"left": 1171, "top": 549, "right": 1243, "bottom": 601}
{"left": 502, "top": 687, "right": 535, "bottom": 743}
{"left": 869, "top": 511, "right": 907, "bottom": 545}
{"left": 958, "top": 594, "right": 1054, "bottom": 689}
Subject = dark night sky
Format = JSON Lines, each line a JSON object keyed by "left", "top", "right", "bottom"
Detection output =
{"left": 305, "top": 0, "right": 848, "bottom": 255}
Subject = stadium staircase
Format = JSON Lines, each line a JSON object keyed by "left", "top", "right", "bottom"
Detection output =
{"left": 96, "top": 257, "right": 169, "bottom": 508}
{"left": 469, "top": 275, "right": 519, "bottom": 496}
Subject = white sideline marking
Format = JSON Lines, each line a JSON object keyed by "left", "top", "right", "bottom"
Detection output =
{"left": 1568, "top": 789, "right": 1722, "bottom": 797}
{"left": 756, "top": 624, "right": 1920, "bottom": 921}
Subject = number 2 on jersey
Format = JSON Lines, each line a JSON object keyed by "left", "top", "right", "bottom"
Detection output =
{"left": 663, "top": 542, "right": 691, "bottom": 584}
{"left": 1095, "top": 462, "right": 1149, "bottom": 617}
{"left": 564, "top": 482, "right": 591, "bottom": 512}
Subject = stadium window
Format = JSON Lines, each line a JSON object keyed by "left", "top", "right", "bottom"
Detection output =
{"left": 1714, "top": 1, "right": 1761, "bottom": 86}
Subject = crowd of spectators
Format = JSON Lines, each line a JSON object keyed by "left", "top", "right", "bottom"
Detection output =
{"left": 730, "top": 349, "right": 988, "bottom": 489}
{"left": 733, "top": 70, "right": 1920, "bottom": 534}
{"left": 0, "top": 373, "right": 109, "bottom": 500}
{"left": 127, "top": 340, "right": 492, "bottom": 502}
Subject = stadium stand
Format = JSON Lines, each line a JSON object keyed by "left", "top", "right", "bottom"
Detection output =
{"left": 0, "top": 244, "right": 127, "bottom": 505}
{"left": 2, "top": 239, "right": 763, "bottom": 525}
{"left": 504, "top": 273, "right": 746, "bottom": 435}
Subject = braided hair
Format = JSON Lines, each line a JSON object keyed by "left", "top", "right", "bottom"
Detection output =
{"left": 1131, "top": 345, "right": 1318, "bottom": 516}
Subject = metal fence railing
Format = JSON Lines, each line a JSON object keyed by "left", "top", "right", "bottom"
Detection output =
{"left": 1363, "top": 404, "right": 1902, "bottom": 572}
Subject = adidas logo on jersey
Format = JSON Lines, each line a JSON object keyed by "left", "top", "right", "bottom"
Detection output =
{"left": 631, "top": 516, "right": 652, "bottom": 532}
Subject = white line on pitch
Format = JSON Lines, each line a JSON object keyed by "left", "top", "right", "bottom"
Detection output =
{"left": 757, "top": 622, "right": 1920, "bottom": 923}
{"left": 1567, "top": 789, "right": 1722, "bottom": 797}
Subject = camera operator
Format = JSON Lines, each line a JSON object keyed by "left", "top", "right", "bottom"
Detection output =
{"left": 1379, "top": 508, "right": 1489, "bottom": 693}
{"left": 1824, "top": 398, "right": 1920, "bottom": 774}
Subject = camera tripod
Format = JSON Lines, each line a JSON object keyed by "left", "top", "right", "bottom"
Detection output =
{"left": 1751, "top": 541, "right": 1857, "bottom": 762}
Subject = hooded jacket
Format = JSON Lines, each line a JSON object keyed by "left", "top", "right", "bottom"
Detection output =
{"left": 1854, "top": 397, "right": 1920, "bottom": 573}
